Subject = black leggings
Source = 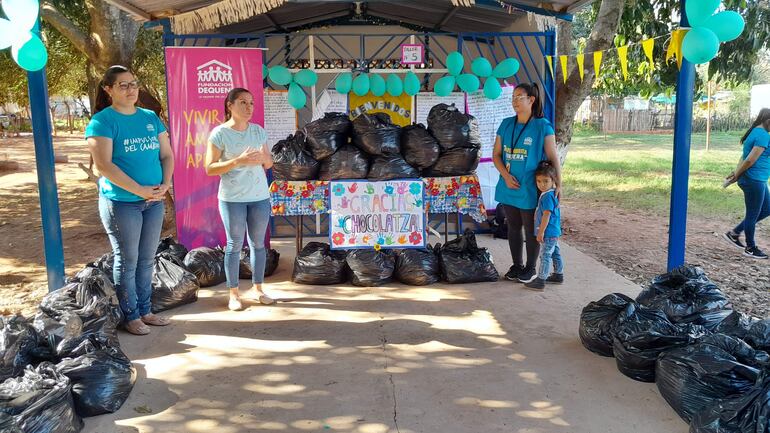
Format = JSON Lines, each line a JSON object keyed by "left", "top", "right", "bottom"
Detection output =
{"left": 502, "top": 204, "right": 539, "bottom": 271}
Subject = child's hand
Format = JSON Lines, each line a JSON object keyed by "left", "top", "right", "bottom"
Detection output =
{"left": 536, "top": 232, "right": 544, "bottom": 243}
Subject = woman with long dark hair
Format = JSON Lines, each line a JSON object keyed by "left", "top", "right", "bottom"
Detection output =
{"left": 205, "top": 88, "right": 274, "bottom": 311}
{"left": 723, "top": 108, "right": 770, "bottom": 258}
{"left": 492, "top": 83, "right": 563, "bottom": 284}
{"left": 86, "top": 65, "right": 174, "bottom": 335}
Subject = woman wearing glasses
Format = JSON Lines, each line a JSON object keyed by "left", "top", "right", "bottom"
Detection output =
{"left": 86, "top": 65, "right": 174, "bottom": 335}
{"left": 492, "top": 83, "right": 562, "bottom": 285}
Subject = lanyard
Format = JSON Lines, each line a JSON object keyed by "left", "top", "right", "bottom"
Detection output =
{"left": 510, "top": 116, "right": 532, "bottom": 153}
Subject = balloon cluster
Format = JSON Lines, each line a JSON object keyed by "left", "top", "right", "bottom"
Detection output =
{"left": 681, "top": 0, "right": 745, "bottom": 64}
{"left": 266, "top": 65, "right": 318, "bottom": 109}
{"left": 334, "top": 71, "right": 421, "bottom": 98}
{"left": 0, "top": 0, "right": 48, "bottom": 71}
{"left": 436, "top": 51, "right": 519, "bottom": 99}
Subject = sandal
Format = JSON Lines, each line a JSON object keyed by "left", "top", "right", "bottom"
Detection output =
{"left": 125, "top": 319, "right": 151, "bottom": 335}
{"left": 141, "top": 313, "right": 171, "bottom": 326}
{"left": 258, "top": 294, "right": 275, "bottom": 305}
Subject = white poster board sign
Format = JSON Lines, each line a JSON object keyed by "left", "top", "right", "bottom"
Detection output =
{"left": 329, "top": 180, "right": 426, "bottom": 250}
{"left": 466, "top": 85, "right": 514, "bottom": 159}
{"left": 264, "top": 90, "right": 297, "bottom": 149}
{"left": 313, "top": 89, "right": 349, "bottom": 120}
{"left": 415, "top": 92, "right": 466, "bottom": 126}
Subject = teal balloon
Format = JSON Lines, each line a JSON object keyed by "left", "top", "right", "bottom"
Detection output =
{"left": 456, "top": 74, "right": 480, "bottom": 93}
{"left": 268, "top": 65, "right": 292, "bottom": 86}
{"left": 261, "top": 64, "right": 268, "bottom": 80}
{"left": 446, "top": 51, "right": 465, "bottom": 76}
{"left": 370, "top": 74, "right": 386, "bottom": 97}
{"left": 2, "top": 0, "right": 39, "bottom": 31}
{"left": 682, "top": 27, "right": 720, "bottom": 64}
{"left": 483, "top": 78, "right": 502, "bottom": 100}
{"left": 471, "top": 57, "right": 493, "bottom": 78}
{"left": 294, "top": 69, "right": 318, "bottom": 87}
{"left": 404, "top": 71, "right": 421, "bottom": 96}
{"left": 287, "top": 82, "right": 306, "bottom": 109}
{"left": 493, "top": 58, "right": 520, "bottom": 79}
{"left": 386, "top": 74, "right": 403, "bottom": 96}
{"left": 353, "top": 73, "right": 370, "bottom": 96}
{"left": 685, "top": 0, "right": 720, "bottom": 27}
{"left": 703, "top": 11, "right": 745, "bottom": 42}
{"left": 434, "top": 75, "right": 456, "bottom": 97}
{"left": 12, "top": 34, "right": 47, "bottom": 72}
{"left": 335, "top": 72, "right": 353, "bottom": 94}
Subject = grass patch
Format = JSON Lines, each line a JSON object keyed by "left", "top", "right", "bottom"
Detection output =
{"left": 563, "top": 131, "right": 747, "bottom": 219}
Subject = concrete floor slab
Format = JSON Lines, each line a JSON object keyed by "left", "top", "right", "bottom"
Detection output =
{"left": 82, "top": 235, "right": 686, "bottom": 433}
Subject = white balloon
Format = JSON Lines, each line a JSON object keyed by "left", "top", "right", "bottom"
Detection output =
{"left": 2, "top": 0, "right": 40, "bottom": 31}
{"left": 0, "top": 19, "right": 14, "bottom": 49}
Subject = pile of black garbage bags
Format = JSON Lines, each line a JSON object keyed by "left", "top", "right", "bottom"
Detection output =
{"left": 291, "top": 229, "right": 498, "bottom": 287}
{"left": 0, "top": 237, "right": 281, "bottom": 431}
{"left": 579, "top": 264, "right": 770, "bottom": 432}
{"left": 272, "top": 104, "right": 481, "bottom": 182}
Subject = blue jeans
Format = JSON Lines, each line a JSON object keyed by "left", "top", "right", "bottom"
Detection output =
{"left": 734, "top": 178, "right": 770, "bottom": 248}
{"left": 537, "top": 237, "right": 564, "bottom": 280}
{"left": 98, "top": 195, "right": 164, "bottom": 322}
{"left": 219, "top": 199, "right": 271, "bottom": 288}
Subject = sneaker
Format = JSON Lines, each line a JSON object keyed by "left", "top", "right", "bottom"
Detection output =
{"left": 723, "top": 231, "right": 746, "bottom": 249}
{"left": 546, "top": 273, "right": 564, "bottom": 284}
{"left": 517, "top": 267, "right": 537, "bottom": 283}
{"left": 504, "top": 265, "right": 523, "bottom": 281}
{"left": 744, "top": 246, "right": 769, "bottom": 259}
{"left": 523, "top": 277, "right": 545, "bottom": 291}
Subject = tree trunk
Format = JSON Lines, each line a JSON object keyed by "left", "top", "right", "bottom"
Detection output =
{"left": 554, "top": 0, "right": 625, "bottom": 163}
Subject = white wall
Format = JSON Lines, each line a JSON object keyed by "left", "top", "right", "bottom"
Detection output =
{"left": 752, "top": 84, "right": 770, "bottom": 117}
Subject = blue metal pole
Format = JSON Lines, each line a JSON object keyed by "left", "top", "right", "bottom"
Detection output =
{"left": 544, "top": 31, "right": 556, "bottom": 124}
{"left": 667, "top": 0, "right": 695, "bottom": 271}
{"left": 27, "top": 20, "right": 65, "bottom": 291}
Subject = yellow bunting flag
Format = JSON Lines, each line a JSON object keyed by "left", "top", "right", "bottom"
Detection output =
{"left": 617, "top": 45, "right": 629, "bottom": 80}
{"left": 666, "top": 29, "right": 687, "bottom": 70}
{"left": 546, "top": 56, "right": 554, "bottom": 77}
{"left": 559, "top": 55, "right": 568, "bottom": 84}
{"left": 593, "top": 51, "right": 603, "bottom": 78}
{"left": 642, "top": 38, "right": 655, "bottom": 72}
{"left": 576, "top": 53, "right": 585, "bottom": 82}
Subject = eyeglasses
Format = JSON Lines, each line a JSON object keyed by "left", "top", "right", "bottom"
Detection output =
{"left": 115, "top": 81, "right": 140, "bottom": 91}
{"left": 512, "top": 95, "right": 531, "bottom": 101}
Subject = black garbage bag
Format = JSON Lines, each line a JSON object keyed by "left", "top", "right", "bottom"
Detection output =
{"left": 401, "top": 124, "right": 440, "bottom": 169}
{"left": 151, "top": 255, "right": 199, "bottom": 313}
{"left": 368, "top": 155, "right": 419, "bottom": 181}
{"left": 70, "top": 267, "right": 122, "bottom": 325}
{"left": 292, "top": 242, "right": 347, "bottom": 285}
{"left": 656, "top": 334, "right": 769, "bottom": 423}
{"left": 91, "top": 252, "right": 115, "bottom": 283}
{"left": 426, "top": 103, "right": 482, "bottom": 151}
{"left": 0, "top": 315, "right": 48, "bottom": 382}
{"left": 489, "top": 203, "right": 508, "bottom": 239}
{"left": 578, "top": 293, "right": 636, "bottom": 357}
{"left": 689, "top": 368, "right": 770, "bottom": 433}
{"left": 238, "top": 247, "right": 280, "bottom": 279}
{"left": 744, "top": 320, "right": 770, "bottom": 351}
{"left": 394, "top": 246, "right": 440, "bottom": 286}
{"left": 346, "top": 250, "right": 396, "bottom": 287}
{"left": 0, "top": 362, "right": 82, "bottom": 433}
{"left": 156, "top": 237, "right": 189, "bottom": 267}
{"left": 612, "top": 303, "right": 706, "bottom": 382}
{"left": 715, "top": 311, "right": 761, "bottom": 341}
{"left": 637, "top": 265, "right": 709, "bottom": 305}
{"left": 55, "top": 335, "right": 135, "bottom": 417}
{"left": 304, "top": 112, "right": 351, "bottom": 160}
{"left": 422, "top": 147, "right": 480, "bottom": 177}
{"left": 318, "top": 144, "right": 369, "bottom": 180}
{"left": 272, "top": 132, "right": 320, "bottom": 181}
{"left": 183, "top": 247, "right": 226, "bottom": 288}
{"left": 352, "top": 113, "right": 401, "bottom": 156}
{"left": 437, "top": 229, "right": 499, "bottom": 283}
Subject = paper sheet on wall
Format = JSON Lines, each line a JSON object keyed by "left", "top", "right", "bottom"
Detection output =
{"left": 264, "top": 90, "right": 298, "bottom": 149}
{"left": 313, "top": 89, "right": 349, "bottom": 120}
{"left": 465, "top": 85, "right": 514, "bottom": 160}
{"left": 415, "top": 92, "right": 465, "bottom": 126}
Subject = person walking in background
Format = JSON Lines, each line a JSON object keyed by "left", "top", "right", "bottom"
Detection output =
{"left": 723, "top": 108, "right": 770, "bottom": 259}
{"left": 205, "top": 88, "right": 275, "bottom": 311}
{"left": 492, "top": 82, "right": 563, "bottom": 284}
{"left": 86, "top": 65, "right": 174, "bottom": 335}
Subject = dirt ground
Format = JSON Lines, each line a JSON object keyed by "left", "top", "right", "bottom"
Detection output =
{"left": 2, "top": 134, "right": 769, "bottom": 318}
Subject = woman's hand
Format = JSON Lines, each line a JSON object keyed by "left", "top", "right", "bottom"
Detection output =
{"left": 504, "top": 174, "right": 520, "bottom": 190}
{"left": 235, "top": 147, "right": 263, "bottom": 166}
{"left": 723, "top": 171, "right": 737, "bottom": 188}
{"left": 136, "top": 185, "right": 165, "bottom": 201}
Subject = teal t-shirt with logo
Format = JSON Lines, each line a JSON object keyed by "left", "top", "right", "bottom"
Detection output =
{"left": 494, "top": 116, "right": 555, "bottom": 210}
{"left": 209, "top": 122, "right": 270, "bottom": 203}
{"left": 742, "top": 127, "right": 770, "bottom": 182}
{"left": 85, "top": 107, "right": 166, "bottom": 202}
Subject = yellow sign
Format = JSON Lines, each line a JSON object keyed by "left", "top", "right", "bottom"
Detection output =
{"left": 349, "top": 92, "right": 413, "bottom": 127}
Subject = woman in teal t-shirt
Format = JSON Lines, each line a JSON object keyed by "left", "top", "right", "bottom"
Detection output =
{"left": 723, "top": 108, "right": 770, "bottom": 258}
{"left": 205, "top": 88, "right": 274, "bottom": 311}
{"left": 492, "top": 83, "right": 562, "bottom": 284}
{"left": 86, "top": 65, "right": 174, "bottom": 335}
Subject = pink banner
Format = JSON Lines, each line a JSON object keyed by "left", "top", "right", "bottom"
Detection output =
{"left": 165, "top": 47, "right": 265, "bottom": 249}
